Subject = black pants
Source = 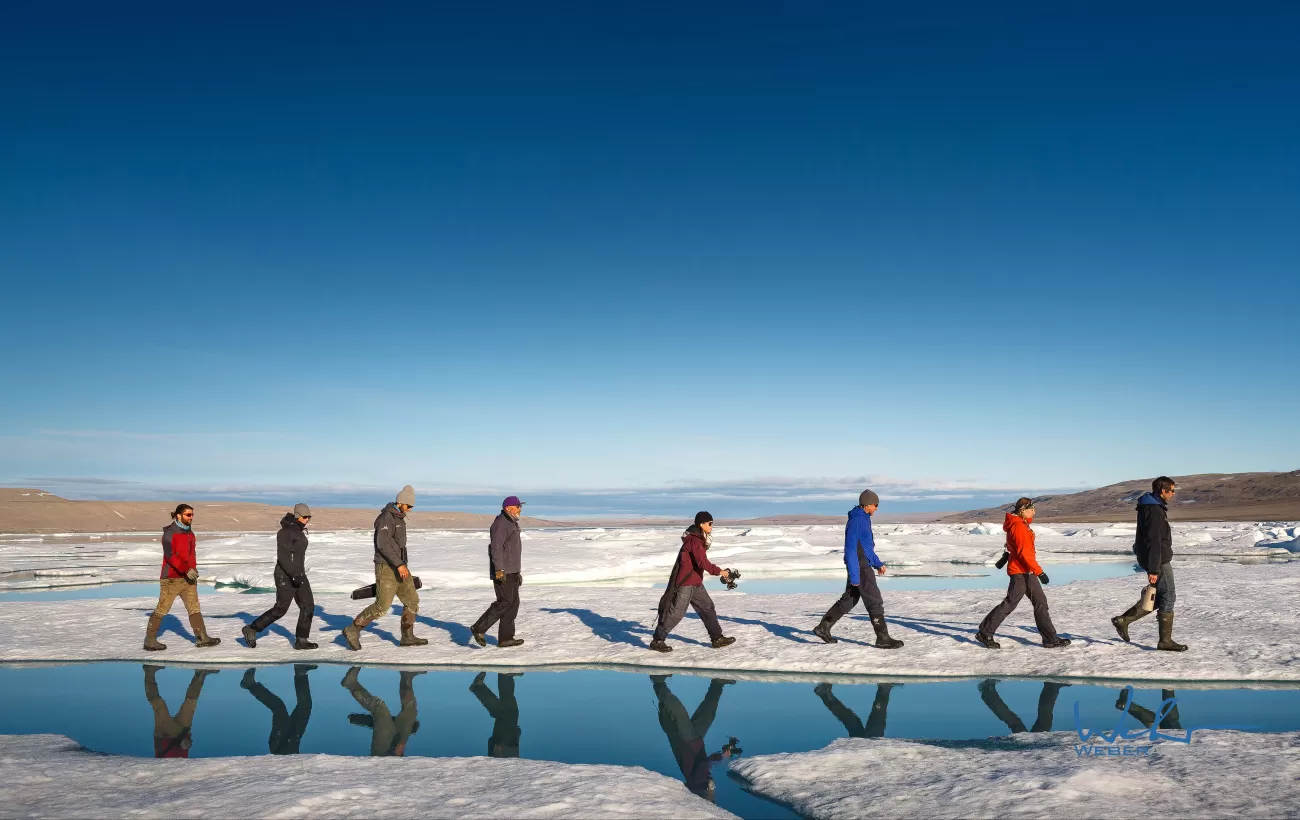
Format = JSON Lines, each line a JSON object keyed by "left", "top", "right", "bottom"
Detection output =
{"left": 470, "top": 672, "right": 522, "bottom": 758}
{"left": 251, "top": 568, "right": 314, "bottom": 639}
{"left": 653, "top": 585, "right": 723, "bottom": 642}
{"left": 979, "top": 679, "right": 1068, "bottom": 733}
{"left": 816, "top": 683, "right": 894, "bottom": 738}
{"left": 978, "top": 573, "right": 1057, "bottom": 642}
{"left": 472, "top": 573, "right": 521, "bottom": 641}
{"left": 245, "top": 667, "right": 312, "bottom": 754}
{"left": 823, "top": 572, "right": 885, "bottom": 623}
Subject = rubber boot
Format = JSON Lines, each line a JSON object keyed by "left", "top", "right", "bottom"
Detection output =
{"left": 242, "top": 625, "right": 258, "bottom": 648}
{"left": 1156, "top": 611, "right": 1188, "bottom": 652}
{"left": 143, "top": 614, "right": 167, "bottom": 652}
{"left": 1111, "top": 601, "right": 1151, "bottom": 643}
{"left": 343, "top": 615, "right": 371, "bottom": 651}
{"left": 189, "top": 613, "right": 221, "bottom": 647}
{"left": 294, "top": 638, "right": 319, "bottom": 650}
{"left": 399, "top": 611, "right": 428, "bottom": 646}
{"left": 870, "top": 615, "right": 904, "bottom": 649}
{"left": 813, "top": 618, "right": 838, "bottom": 644}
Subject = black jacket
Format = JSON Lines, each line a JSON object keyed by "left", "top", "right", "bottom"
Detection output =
{"left": 276, "top": 513, "right": 309, "bottom": 579}
{"left": 373, "top": 502, "right": 409, "bottom": 569}
{"left": 1133, "top": 493, "right": 1173, "bottom": 573}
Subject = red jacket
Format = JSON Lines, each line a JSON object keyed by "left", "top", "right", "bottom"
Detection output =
{"left": 160, "top": 522, "right": 197, "bottom": 579}
{"left": 671, "top": 528, "right": 723, "bottom": 587}
{"left": 1003, "top": 513, "right": 1043, "bottom": 576}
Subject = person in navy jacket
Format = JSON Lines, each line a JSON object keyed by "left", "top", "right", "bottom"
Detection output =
{"left": 813, "top": 490, "right": 904, "bottom": 648}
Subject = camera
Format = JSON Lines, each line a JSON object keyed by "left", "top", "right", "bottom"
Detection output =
{"left": 722, "top": 568, "right": 741, "bottom": 590}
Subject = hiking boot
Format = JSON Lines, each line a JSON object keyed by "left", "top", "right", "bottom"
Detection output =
{"left": 399, "top": 612, "right": 428, "bottom": 647}
{"left": 343, "top": 615, "right": 371, "bottom": 651}
{"left": 1112, "top": 601, "right": 1151, "bottom": 643}
{"left": 711, "top": 636, "right": 736, "bottom": 649}
{"left": 471, "top": 631, "right": 487, "bottom": 647}
{"left": 241, "top": 625, "right": 258, "bottom": 648}
{"left": 812, "top": 618, "right": 838, "bottom": 644}
{"left": 1156, "top": 611, "right": 1188, "bottom": 652}
{"left": 293, "top": 639, "right": 318, "bottom": 650}
{"left": 974, "top": 631, "right": 1001, "bottom": 649}
{"left": 240, "top": 669, "right": 256, "bottom": 689}
{"left": 1042, "top": 636, "right": 1072, "bottom": 648}
{"left": 189, "top": 613, "right": 221, "bottom": 647}
{"left": 498, "top": 638, "right": 525, "bottom": 648}
{"left": 340, "top": 666, "right": 361, "bottom": 690}
{"left": 648, "top": 639, "right": 672, "bottom": 653}
{"left": 870, "top": 615, "right": 904, "bottom": 649}
{"left": 143, "top": 614, "right": 167, "bottom": 652}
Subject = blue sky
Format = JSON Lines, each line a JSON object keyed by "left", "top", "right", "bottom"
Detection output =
{"left": 1, "top": 2, "right": 1297, "bottom": 517}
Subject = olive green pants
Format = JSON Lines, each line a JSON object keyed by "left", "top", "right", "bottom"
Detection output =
{"left": 357, "top": 562, "right": 420, "bottom": 620}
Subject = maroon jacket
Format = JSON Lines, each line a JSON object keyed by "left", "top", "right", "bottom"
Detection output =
{"left": 670, "top": 526, "right": 722, "bottom": 587}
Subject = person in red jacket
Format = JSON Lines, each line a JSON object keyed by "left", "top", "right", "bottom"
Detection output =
{"left": 975, "top": 498, "right": 1070, "bottom": 649}
{"left": 648, "top": 512, "right": 737, "bottom": 652}
{"left": 143, "top": 504, "right": 221, "bottom": 650}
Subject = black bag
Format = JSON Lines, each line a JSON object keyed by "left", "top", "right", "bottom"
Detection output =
{"left": 351, "top": 575, "right": 423, "bottom": 600}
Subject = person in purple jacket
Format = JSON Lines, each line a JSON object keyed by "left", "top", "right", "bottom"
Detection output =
{"left": 812, "top": 489, "right": 904, "bottom": 648}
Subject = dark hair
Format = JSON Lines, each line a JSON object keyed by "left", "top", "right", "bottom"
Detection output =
{"left": 1013, "top": 497, "right": 1036, "bottom": 513}
{"left": 1152, "top": 476, "right": 1177, "bottom": 494}
{"left": 172, "top": 504, "right": 194, "bottom": 519}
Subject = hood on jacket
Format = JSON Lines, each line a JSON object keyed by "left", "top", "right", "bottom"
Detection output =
{"left": 847, "top": 506, "right": 871, "bottom": 522}
{"left": 683, "top": 524, "right": 704, "bottom": 542}
{"left": 1136, "top": 492, "right": 1166, "bottom": 509}
{"left": 280, "top": 512, "right": 303, "bottom": 529}
{"left": 1003, "top": 512, "right": 1026, "bottom": 533}
{"left": 382, "top": 501, "right": 405, "bottom": 518}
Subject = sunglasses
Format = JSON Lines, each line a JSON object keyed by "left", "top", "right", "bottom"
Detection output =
{"left": 181, "top": 513, "right": 194, "bottom": 518}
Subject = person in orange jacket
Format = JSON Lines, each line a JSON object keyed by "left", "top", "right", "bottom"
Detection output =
{"left": 975, "top": 498, "right": 1070, "bottom": 649}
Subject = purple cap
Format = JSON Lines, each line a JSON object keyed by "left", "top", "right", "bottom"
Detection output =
{"left": 502, "top": 496, "right": 524, "bottom": 508}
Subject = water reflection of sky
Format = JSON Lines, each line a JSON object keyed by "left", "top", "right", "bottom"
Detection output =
{"left": 2, "top": 664, "right": 1298, "bottom": 820}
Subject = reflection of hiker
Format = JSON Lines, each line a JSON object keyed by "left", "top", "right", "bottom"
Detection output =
{"left": 470, "top": 671, "right": 522, "bottom": 757}
{"left": 813, "top": 490, "right": 904, "bottom": 648}
{"left": 342, "top": 667, "right": 423, "bottom": 756}
{"left": 1117, "top": 688, "right": 1183, "bottom": 731}
{"left": 813, "top": 682, "right": 897, "bottom": 737}
{"left": 243, "top": 504, "right": 318, "bottom": 650}
{"left": 144, "top": 504, "right": 221, "bottom": 651}
{"left": 978, "top": 679, "right": 1070, "bottom": 733}
{"left": 649, "top": 512, "right": 736, "bottom": 652}
{"left": 143, "top": 664, "right": 217, "bottom": 758}
{"left": 471, "top": 496, "right": 527, "bottom": 649}
{"left": 1112, "top": 477, "right": 1188, "bottom": 652}
{"left": 344, "top": 486, "right": 427, "bottom": 650}
{"left": 240, "top": 665, "right": 314, "bottom": 754}
{"left": 975, "top": 498, "right": 1070, "bottom": 649}
{"left": 650, "top": 676, "right": 739, "bottom": 802}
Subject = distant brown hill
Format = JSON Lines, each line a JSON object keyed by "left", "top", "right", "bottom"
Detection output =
{"left": 0, "top": 488, "right": 557, "bottom": 533}
{"left": 938, "top": 471, "right": 1300, "bottom": 523}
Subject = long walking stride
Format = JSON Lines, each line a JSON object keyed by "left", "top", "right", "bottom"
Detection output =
{"left": 143, "top": 504, "right": 221, "bottom": 650}
{"left": 813, "top": 490, "right": 904, "bottom": 648}
{"left": 975, "top": 498, "right": 1070, "bottom": 648}
{"left": 471, "top": 496, "right": 526, "bottom": 648}
{"left": 648, "top": 512, "right": 737, "bottom": 652}
{"left": 343, "top": 486, "right": 427, "bottom": 650}
{"left": 243, "top": 504, "right": 318, "bottom": 650}
{"left": 1112, "top": 476, "right": 1187, "bottom": 651}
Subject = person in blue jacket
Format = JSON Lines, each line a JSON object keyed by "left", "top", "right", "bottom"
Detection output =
{"left": 812, "top": 490, "right": 904, "bottom": 648}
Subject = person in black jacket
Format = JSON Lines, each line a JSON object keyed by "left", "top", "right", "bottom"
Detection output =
{"left": 243, "top": 504, "right": 318, "bottom": 650}
{"left": 470, "top": 671, "right": 522, "bottom": 757}
{"left": 1111, "top": 477, "right": 1187, "bottom": 651}
{"left": 240, "top": 664, "right": 315, "bottom": 754}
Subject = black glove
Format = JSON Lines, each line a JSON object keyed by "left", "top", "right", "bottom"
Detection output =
{"left": 1038, "top": 572, "right": 1049, "bottom": 585}
{"left": 994, "top": 551, "right": 1010, "bottom": 569}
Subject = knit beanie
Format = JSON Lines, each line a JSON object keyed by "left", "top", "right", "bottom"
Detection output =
{"left": 858, "top": 489, "right": 880, "bottom": 507}
{"left": 396, "top": 485, "right": 416, "bottom": 506}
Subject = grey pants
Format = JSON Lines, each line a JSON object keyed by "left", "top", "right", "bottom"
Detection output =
{"left": 823, "top": 572, "right": 885, "bottom": 622}
{"left": 653, "top": 585, "right": 723, "bottom": 642}
{"left": 1154, "top": 563, "right": 1176, "bottom": 613}
{"left": 978, "top": 573, "right": 1058, "bottom": 642}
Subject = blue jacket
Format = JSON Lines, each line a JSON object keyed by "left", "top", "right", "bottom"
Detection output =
{"left": 844, "top": 506, "right": 883, "bottom": 584}
{"left": 1133, "top": 492, "right": 1173, "bottom": 572}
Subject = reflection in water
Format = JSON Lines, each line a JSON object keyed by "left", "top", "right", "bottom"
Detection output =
{"left": 650, "top": 675, "right": 741, "bottom": 803}
{"left": 979, "top": 679, "right": 1070, "bottom": 733}
{"left": 143, "top": 664, "right": 217, "bottom": 758}
{"left": 470, "top": 671, "right": 522, "bottom": 758}
{"left": 241, "top": 665, "right": 315, "bottom": 754}
{"left": 814, "top": 682, "right": 897, "bottom": 737}
{"left": 1118, "top": 688, "right": 1183, "bottom": 730}
{"left": 342, "top": 667, "right": 423, "bottom": 756}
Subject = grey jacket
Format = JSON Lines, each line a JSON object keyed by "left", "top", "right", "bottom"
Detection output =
{"left": 488, "top": 511, "right": 522, "bottom": 576}
{"left": 373, "top": 502, "right": 409, "bottom": 570}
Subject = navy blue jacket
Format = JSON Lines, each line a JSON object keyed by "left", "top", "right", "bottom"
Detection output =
{"left": 844, "top": 506, "right": 883, "bottom": 584}
{"left": 1133, "top": 493, "right": 1173, "bottom": 573}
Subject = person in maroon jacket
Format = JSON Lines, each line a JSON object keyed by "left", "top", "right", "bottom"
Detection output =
{"left": 649, "top": 512, "right": 737, "bottom": 652}
{"left": 143, "top": 504, "right": 221, "bottom": 650}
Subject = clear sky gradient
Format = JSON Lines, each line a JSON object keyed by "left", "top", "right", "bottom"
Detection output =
{"left": 2, "top": 2, "right": 1297, "bottom": 517}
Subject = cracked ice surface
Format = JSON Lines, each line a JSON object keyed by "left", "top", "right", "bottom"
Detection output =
{"left": 730, "top": 730, "right": 1300, "bottom": 819}
{"left": 1, "top": 563, "right": 1298, "bottom": 683}
{"left": 0, "top": 733, "right": 735, "bottom": 819}
{"left": 1, "top": 520, "right": 1294, "bottom": 593}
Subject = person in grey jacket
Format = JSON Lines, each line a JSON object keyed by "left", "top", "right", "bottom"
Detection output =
{"left": 343, "top": 486, "right": 426, "bottom": 649}
{"left": 242, "top": 504, "right": 317, "bottom": 650}
{"left": 471, "top": 496, "right": 525, "bottom": 648}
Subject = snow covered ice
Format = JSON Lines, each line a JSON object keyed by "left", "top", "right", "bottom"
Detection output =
{"left": 0, "top": 734, "right": 736, "bottom": 819}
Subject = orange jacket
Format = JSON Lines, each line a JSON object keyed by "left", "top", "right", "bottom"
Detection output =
{"left": 1003, "top": 513, "right": 1043, "bottom": 576}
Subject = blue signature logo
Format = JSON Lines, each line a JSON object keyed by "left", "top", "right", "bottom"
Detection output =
{"left": 1071, "top": 686, "right": 1192, "bottom": 756}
